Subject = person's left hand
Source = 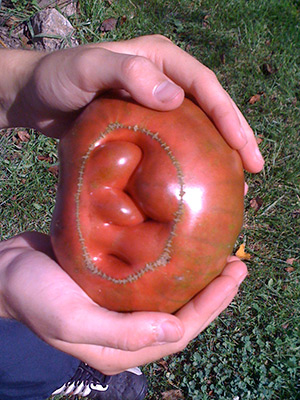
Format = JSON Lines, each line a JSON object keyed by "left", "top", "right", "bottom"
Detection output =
{"left": 5, "top": 35, "right": 264, "bottom": 173}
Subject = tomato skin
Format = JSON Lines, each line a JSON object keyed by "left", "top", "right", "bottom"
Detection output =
{"left": 51, "top": 96, "right": 244, "bottom": 313}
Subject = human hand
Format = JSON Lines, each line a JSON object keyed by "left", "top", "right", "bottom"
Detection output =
{"left": 0, "top": 232, "right": 247, "bottom": 375}
{"left": 4, "top": 35, "right": 263, "bottom": 173}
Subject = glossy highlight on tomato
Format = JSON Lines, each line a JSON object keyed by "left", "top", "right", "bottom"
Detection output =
{"left": 50, "top": 96, "right": 244, "bottom": 313}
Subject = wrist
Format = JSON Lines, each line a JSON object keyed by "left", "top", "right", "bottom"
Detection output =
{"left": 0, "top": 49, "right": 46, "bottom": 129}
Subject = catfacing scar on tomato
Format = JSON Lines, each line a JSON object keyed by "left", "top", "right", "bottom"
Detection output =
{"left": 51, "top": 95, "right": 244, "bottom": 313}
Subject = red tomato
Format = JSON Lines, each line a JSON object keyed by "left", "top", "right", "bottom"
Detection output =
{"left": 51, "top": 96, "right": 244, "bottom": 313}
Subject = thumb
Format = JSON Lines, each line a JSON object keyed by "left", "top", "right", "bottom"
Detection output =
{"left": 66, "top": 47, "right": 185, "bottom": 110}
{"left": 56, "top": 304, "right": 185, "bottom": 352}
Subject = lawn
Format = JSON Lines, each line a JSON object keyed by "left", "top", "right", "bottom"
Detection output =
{"left": 0, "top": 0, "right": 299, "bottom": 399}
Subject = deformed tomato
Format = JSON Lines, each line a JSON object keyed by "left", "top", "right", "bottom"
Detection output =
{"left": 50, "top": 96, "right": 244, "bottom": 313}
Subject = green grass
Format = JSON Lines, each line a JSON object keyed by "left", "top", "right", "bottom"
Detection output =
{"left": 1, "top": 0, "right": 299, "bottom": 399}
{"left": 0, "top": 131, "right": 58, "bottom": 238}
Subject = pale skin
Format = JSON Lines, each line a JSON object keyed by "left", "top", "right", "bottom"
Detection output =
{"left": 0, "top": 35, "right": 263, "bottom": 375}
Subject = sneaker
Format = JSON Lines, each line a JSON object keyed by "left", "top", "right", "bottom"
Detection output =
{"left": 51, "top": 362, "right": 148, "bottom": 399}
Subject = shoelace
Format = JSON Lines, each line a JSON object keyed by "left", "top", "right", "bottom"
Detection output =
{"left": 52, "top": 362, "right": 111, "bottom": 397}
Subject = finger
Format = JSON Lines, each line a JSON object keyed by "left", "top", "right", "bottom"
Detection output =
{"left": 175, "top": 257, "right": 248, "bottom": 336}
{"left": 158, "top": 45, "right": 265, "bottom": 173}
{"left": 49, "top": 299, "right": 184, "bottom": 352}
{"left": 194, "top": 257, "right": 248, "bottom": 331}
{"left": 229, "top": 99, "right": 264, "bottom": 173}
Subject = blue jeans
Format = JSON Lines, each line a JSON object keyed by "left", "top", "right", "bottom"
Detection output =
{"left": 0, "top": 318, "right": 80, "bottom": 400}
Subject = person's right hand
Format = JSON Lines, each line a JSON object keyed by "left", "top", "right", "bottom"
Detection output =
{"left": 0, "top": 232, "right": 247, "bottom": 375}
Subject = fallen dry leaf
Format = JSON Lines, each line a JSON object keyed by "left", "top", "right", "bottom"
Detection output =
{"left": 285, "top": 258, "right": 296, "bottom": 272}
{"left": 37, "top": 155, "right": 53, "bottom": 163}
{"left": 119, "top": 15, "right": 127, "bottom": 26}
{"left": 249, "top": 94, "right": 261, "bottom": 104}
{"left": 20, "top": 34, "right": 32, "bottom": 49}
{"left": 256, "top": 134, "right": 264, "bottom": 144}
{"left": 100, "top": 17, "right": 118, "bottom": 32}
{"left": 250, "top": 196, "right": 263, "bottom": 212}
{"left": 286, "top": 258, "right": 296, "bottom": 265}
{"left": 48, "top": 165, "right": 59, "bottom": 177}
{"left": 285, "top": 266, "right": 295, "bottom": 273}
{"left": 162, "top": 389, "right": 184, "bottom": 400}
{"left": 17, "top": 130, "right": 30, "bottom": 142}
{"left": 158, "top": 359, "right": 168, "bottom": 370}
{"left": 5, "top": 16, "right": 19, "bottom": 28}
{"left": 203, "top": 14, "right": 210, "bottom": 28}
{"left": 235, "top": 244, "right": 251, "bottom": 260}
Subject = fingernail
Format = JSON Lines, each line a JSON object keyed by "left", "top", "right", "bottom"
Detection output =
{"left": 153, "top": 81, "right": 182, "bottom": 103}
{"left": 156, "top": 320, "right": 183, "bottom": 343}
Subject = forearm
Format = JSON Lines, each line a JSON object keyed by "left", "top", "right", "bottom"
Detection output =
{"left": 0, "top": 49, "right": 45, "bottom": 129}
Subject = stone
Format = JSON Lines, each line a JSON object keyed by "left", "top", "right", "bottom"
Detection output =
{"left": 0, "top": 26, "right": 23, "bottom": 48}
{"left": 37, "top": 0, "right": 78, "bottom": 17}
{"left": 30, "top": 8, "right": 78, "bottom": 51}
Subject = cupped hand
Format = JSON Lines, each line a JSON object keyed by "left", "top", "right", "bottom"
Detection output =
{"left": 0, "top": 232, "right": 247, "bottom": 375}
{"left": 9, "top": 35, "right": 263, "bottom": 173}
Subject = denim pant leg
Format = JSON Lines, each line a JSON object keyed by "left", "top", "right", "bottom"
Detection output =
{"left": 0, "top": 318, "right": 80, "bottom": 400}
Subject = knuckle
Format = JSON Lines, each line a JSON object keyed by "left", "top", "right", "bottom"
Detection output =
{"left": 122, "top": 340, "right": 141, "bottom": 352}
{"left": 206, "top": 67, "right": 218, "bottom": 81}
{"left": 139, "top": 34, "right": 172, "bottom": 44}
{"left": 193, "top": 67, "right": 218, "bottom": 89}
{"left": 209, "top": 100, "right": 232, "bottom": 123}
{"left": 121, "top": 55, "right": 153, "bottom": 80}
{"left": 113, "top": 323, "right": 156, "bottom": 351}
{"left": 152, "top": 34, "right": 172, "bottom": 44}
{"left": 115, "top": 333, "right": 144, "bottom": 352}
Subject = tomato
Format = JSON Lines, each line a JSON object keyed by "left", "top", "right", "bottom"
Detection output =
{"left": 50, "top": 96, "right": 244, "bottom": 313}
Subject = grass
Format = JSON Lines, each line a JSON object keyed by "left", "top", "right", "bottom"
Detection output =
{"left": 1, "top": 0, "right": 299, "bottom": 399}
{"left": 0, "top": 130, "right": 58, "bottom": 238}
